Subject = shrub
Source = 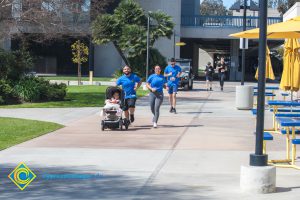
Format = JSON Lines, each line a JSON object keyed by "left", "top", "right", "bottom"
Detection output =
{"left": 14, "top": 76, "right": 66, "bottom": 102}
{"left": 0, "top": 48, "right": 33, "bottom": 81}
{"left": 14, "top": 76, "right": 41, "bottom": 102}
{"left": 0, "top": 79, "right": 20, "bottom": 105}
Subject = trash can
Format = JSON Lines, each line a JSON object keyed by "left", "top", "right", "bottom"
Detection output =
{"left": 236, "top": 85, "right": 254, "bottom": 110}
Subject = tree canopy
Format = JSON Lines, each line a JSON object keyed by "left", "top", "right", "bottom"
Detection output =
{"left": 91, "top": 0, "right": 174, "bottom": 66}
{"left": 277, "top": 0, "right": 300, "bottom": 15}
{"left": 200, "top": 0, "right": 228, "bottom": 16}
{"left": 0, "top": 0, "right": 113, "bottom": 42}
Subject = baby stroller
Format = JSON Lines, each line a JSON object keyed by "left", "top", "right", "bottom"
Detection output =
{"left": 101, "top": 86, "right": 130, "bottom": 131}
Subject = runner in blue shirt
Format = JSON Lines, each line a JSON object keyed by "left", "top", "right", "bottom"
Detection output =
{"left": 164, "top": 58, "right": 182, "bottom": 114}
{"left": 116, "top": 65, "right": 142, "bottom": 123}
{"left": 146, "top": 65, "right": 167, "bottom": 128}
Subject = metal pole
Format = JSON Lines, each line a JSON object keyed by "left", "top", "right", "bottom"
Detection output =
{"left": 250, "top": 0, "right": 268, "bottom": 166}
{"left": 241, "top": 0, "right": 247, "bottom": 85}
{"left": 146, "top": 16, "right": 150, "bottom": 81}
{"left": 173, "top": 29, "right": 176, "bottom": 58}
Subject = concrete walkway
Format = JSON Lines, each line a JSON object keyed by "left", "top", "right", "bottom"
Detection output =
{"left": 0, "top": 81, "right": 300, "bottom": 200}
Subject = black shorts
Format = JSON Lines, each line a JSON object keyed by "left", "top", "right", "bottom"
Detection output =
{"left": 122, "top": 98, "right": 136, "bottom": 111}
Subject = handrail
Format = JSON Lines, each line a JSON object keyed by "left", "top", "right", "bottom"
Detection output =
{"left": 181, "top": 15, "right": 282, "bottom": 28}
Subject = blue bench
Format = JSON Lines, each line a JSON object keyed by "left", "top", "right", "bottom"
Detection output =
{"left": 264, "top": 132, "right": 274, "bottom": 140}
{"left": 275, "top": 113, "right": 300, "bottom": 118}
{"left": 281, "top": 93, "right": 289, "bottom": 97}
{"left": 254, "top": 86, "right": 279, "bottom": 90}
{"left": 263, "top": 132, "right": 273, "bottom": 154}
{"left": 254, "top": 92, "right": 275, "bottom": 96}
{"left": 270, "top": 108, "right": 300, "bottom": 113}
{"left": 292, "top": 139, "right": 300, "bottom": 144}
{"left": 281, "top": 129, "right": 300, "bottom": 134}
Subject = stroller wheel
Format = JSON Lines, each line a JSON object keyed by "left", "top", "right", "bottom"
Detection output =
{"left": 101, "top": 121, "right": 105, "bottom": 131}
{"left": 119, "top": 120, "right": 123, "bottom": 130}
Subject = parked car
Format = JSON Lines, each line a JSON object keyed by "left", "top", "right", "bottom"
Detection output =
{"left": 176, "top": 59, "right": 194, "bottom": 90}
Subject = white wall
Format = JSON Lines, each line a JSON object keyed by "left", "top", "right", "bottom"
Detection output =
{"left": 94, "top": 43, "right": 123, "bottom": 77}
{"left": 283, "top": 2, "right": 300, "bottom": 21}
{"left": 198, "top": 49, "right": 213, "bottom": 70}
{"left": 233, "top": 8, "right": 280, "bottom": 17}
{"left": 137, "top": 0, "right": 181, "bottom": 59}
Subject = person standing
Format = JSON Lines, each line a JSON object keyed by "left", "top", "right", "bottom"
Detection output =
{"left": 205, "top": 62, "right": 214, "bottom": 91}
{"left": 216, "top": 57, "right": 227, "bottom": 91}
{"left": 164, "top": 58, "right": 182, "bottom": 114}
{"left": 116, "top": 65, "right": 142, "bottom": 124}
{"left": 146, "top": 65, "right": 167, "bottom": 128}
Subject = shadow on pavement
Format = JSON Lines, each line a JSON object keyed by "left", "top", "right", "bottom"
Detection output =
{"left": 0, "top": 165, "right": 212, "bottom": 200}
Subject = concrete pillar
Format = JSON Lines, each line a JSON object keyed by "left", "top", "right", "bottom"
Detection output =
{"left": 192, "top": 44, "right": 199, "bottom": 76}
{"left": 230, "top": 39, "right": 240, "bottom": 81}
{"left": 240, "top": 165, "right": 276, "bottom": 193}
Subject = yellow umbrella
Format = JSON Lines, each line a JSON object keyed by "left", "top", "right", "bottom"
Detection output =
{"left": 255, "top": 46, "right": 275, "bottom": 80}
{"left": 280, "top": 38, "right": 300, "bottom": 92}
{"left": 230, "top": 16, "right": 300, "bottom": 39}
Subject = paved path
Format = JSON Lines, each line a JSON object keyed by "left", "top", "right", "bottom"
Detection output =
{"left": 0, "top": 81, "right": 300, "bottom": 200}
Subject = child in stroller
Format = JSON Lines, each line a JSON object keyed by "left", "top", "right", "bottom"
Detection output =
{"left": 101, "top": 87, "right": 129, "bottom": 131}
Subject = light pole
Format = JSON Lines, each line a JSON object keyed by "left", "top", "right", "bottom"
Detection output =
{"left": 173, "top": 29, "right": 176, "bottom": 58}
{"left": 146, "top": 16, "right": 150, "bottom": 81}
{"left": 241, "top": 0, "right": 247, "bottom": 85}
{"left": 250, "top": 0, "right": 268, "bottom": 166}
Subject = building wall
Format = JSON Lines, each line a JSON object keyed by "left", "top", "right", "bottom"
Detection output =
{"left": 94, "top": 0, "right": 182, "bottom": 76}
{"left": 233, "top": 8, "right": 281, "bottom": 17}
{"left": 137, "top": 0, "right": 181, "bottom": 60}
{"left": 94, "top": 43, "right": 123, "bottom": 77}
{"left": 283, "top": 2, "right": 300, "bottom": 21}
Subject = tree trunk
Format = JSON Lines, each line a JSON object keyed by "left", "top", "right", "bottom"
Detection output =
{"left": 77, "top": 40, "right": 82, "bottom": 86}
{"left": 113, "top": 41, "right": 130, "bottom": 66}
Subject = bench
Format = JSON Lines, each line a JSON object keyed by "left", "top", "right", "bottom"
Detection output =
{"left": 281, "top": 129, "right": 300, "bottom": 134}
{"left": 263, "top": 132, "right": 274, "bottom": 154}
{"left": 275, "top": 113, "right": 300, "bottom": 118}
{"left": 254, "top": 92, "right": 274, "bottom": 96}
{"left": 251, "top": 109, "right": 257, "bottom": 115}
{"left": 270, "top": 108, "right": 300, "bottom": 113}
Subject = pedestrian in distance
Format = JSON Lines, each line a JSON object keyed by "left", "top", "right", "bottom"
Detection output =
{"left": 164, "top": 58, "right": 182, "bottom": 114}
{"left": 205, "top": 61, "right": 214, "bottom": 91}
{"left": 216, "top": 57, "right": 228, "bottom": 91}
{"left": 116, "top": 65, "right": 142, "bottom": 124}
{"left": 146, "top": 65, "right": 167, "bottom": 128}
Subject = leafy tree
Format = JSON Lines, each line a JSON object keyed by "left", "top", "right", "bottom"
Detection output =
{"left": 92, "top": 0, "right": 174, "bottom": 66}
{"left": 128, "top": 48, "right": 167, "bottom": 80}
{"left": 0, "top": 0, "right": 113, "bottom": 42}
{"left": 200, "top": 0, "right": 228, "bottom": 15}
{"left": 277, "top": 0, "right": 300, "bottom": 15}
{"left": 71, "top": 40, "right": 89, "bottom": 85}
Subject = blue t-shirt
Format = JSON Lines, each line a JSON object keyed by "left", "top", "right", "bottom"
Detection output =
{"left": 116, "top": 73, "right": 141, "bottom": 99}
{"left": 147, "top": 74, "right": 166, "bottom": 93}
{"left": 164, "top": 65, "right": 182, "bottom": 86}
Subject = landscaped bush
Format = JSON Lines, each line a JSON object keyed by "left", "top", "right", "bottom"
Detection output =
{"left": 0, "top": 79, "right": 20, "bottom": 105}
{"left": 14, "top": 76, "right": 67, "bottom": 102}
{"left": 0, "top": 48, "right": 33, "bottom": 81}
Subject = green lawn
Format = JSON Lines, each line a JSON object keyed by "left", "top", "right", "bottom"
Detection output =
{"left": 0, "top": 117, "right": 63, "bottom": 150}
{"left": 42, "top": 76, "right": 113, "bottom": 81}
{"left": 0, "top": 85, "right": 149, "bottom": 108}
